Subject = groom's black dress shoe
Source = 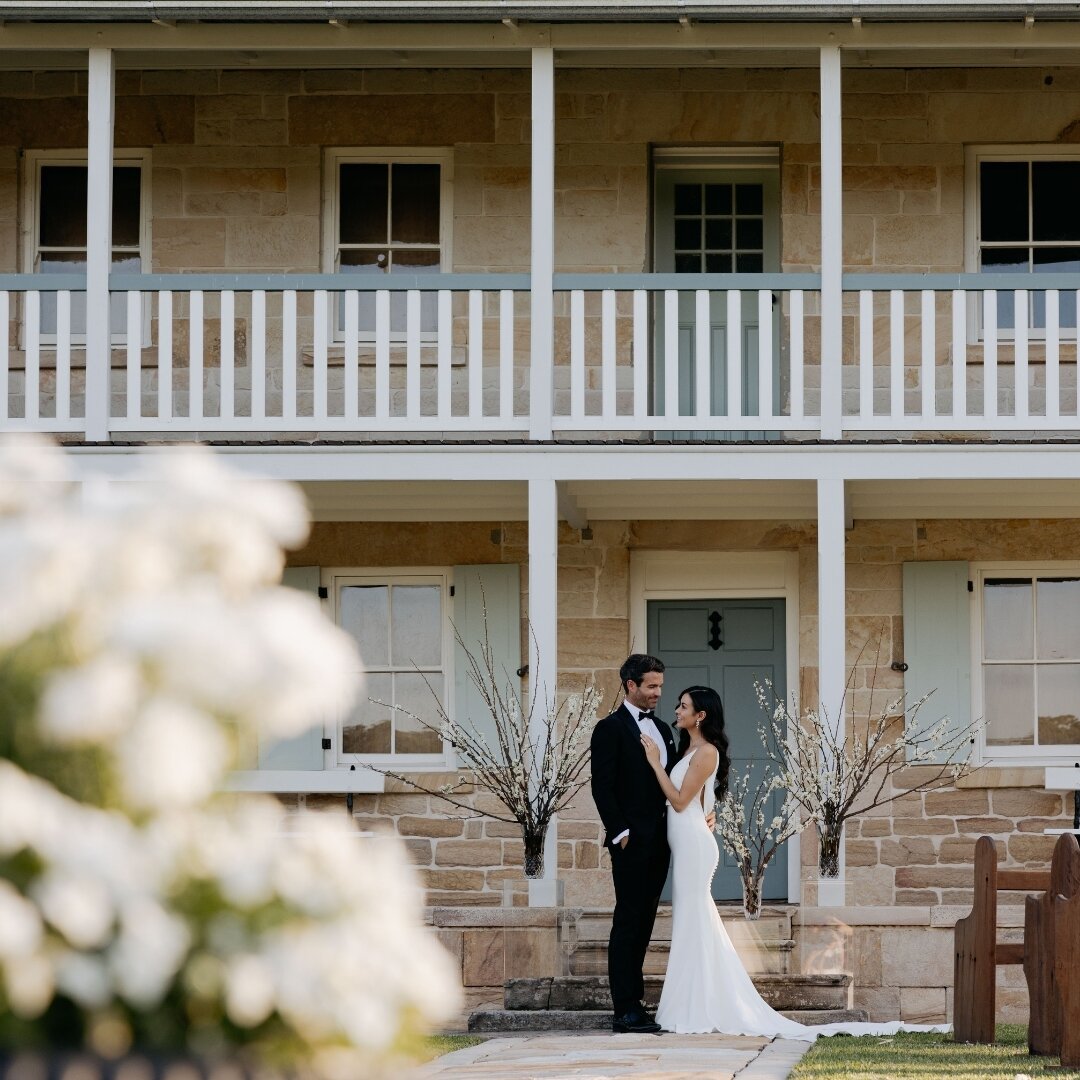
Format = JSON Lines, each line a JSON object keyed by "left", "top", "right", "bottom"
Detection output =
{"left": 612, "top": 1010, "right": 662, "bottom": 1034}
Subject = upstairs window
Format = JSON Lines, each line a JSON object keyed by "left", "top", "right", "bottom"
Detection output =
{"left": 970, "top": 148, "right": 1080, "bottom": 332}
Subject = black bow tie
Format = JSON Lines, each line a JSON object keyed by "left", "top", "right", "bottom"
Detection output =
{"left": 639, "top": 711, "right": 656, "bottom": 721}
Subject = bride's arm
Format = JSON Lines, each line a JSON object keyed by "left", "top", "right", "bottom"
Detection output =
{"left": 640, "top": 737, "right": 718, "bottom": 813}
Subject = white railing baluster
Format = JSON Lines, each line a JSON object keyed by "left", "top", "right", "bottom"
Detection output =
{"left": 126, "top": 290, "right": 141, "bottom": 420}
{"left": 499, "top": 289, "right": 513, "bottom": 421}
{"left": 189, "top": 290, "right": 204, "bottom": 422}
{"left": 158, "top": 290, "right": 172, "bottom": 421}
{"left": 56, "top": 291, "right": 71, "bottom": 423}
{"left": 726, "top": 288, "right": 742, "bottom": 418}
{"left": 375, "top": 289, "right": 390, "bottom": 420}
{"left": 283, "top": 290, "right": 297, "bottom": 421}
{"left": 951, "top": 289, "right": 965, "bottom": 421}
{"left": 406, "top": 289, "right": 420, "bottom": 419}
{"left": 0, "top": 292, "right": 8, "bottom": 422}
{"left": 1014, "top": 290, "right": 1028, "bottom": 421}
{"left": 343, "top": 290, "right": 358, "bottom": 422}
{"left": 633, "top": 289, "right": 648, "bottom": 421}
{"left": 1046, "top": 289, "right": 1060, "bottom": 421}
{"left": 468, "top": 289, "right": 483, "bottom": 420}
{"left": 664, "top": 289, "right": 679, "bottom": 418}
{"left": 25, "top": 290, "right": 39, "bottom": 422}
{"left": 313, "top": 288, "right": 328, "bottom": 423}
{"left": 570, "top": 290, "right": 585, "bottom": 419}
{"left": 889, "top": 290, "right": 904, "bottom": 421}
{"left": 251, "top": 290, "right": 265, "bottom": 422}
{"left": 983, "top": 290, "right": 998, "bottom": 419}
{"left": 920, "top": 289, "right": 935, "bottom": 418}
{"left": 758, "top": 288, "right": 773, "bottom": 420}
{"left": 695, "top": 288, "right": 710, "bottom": 419}
{"left": 437, "top": 290, "right": 451, "bottom": 418}
{"left": 859, "top": 290, "right": 873, "bottom": 419}
{"left": 220, "top": 289, "right": 235, "bottom": 422}
{"left": 601, "top": 289, "right": 616, "bottom": 421}
{"left": 789, "top": 290, "right": 804, "bottom": 421}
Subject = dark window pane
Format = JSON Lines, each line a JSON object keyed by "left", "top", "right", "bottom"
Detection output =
{"left": 391, "top": 249, "right": 441, "bottom": 272}
{"left": 705, "top": 252, "right": 732, "bottom": 273}
{"left": 111, "top": 254, "right": 141, "bottom": 273}
{"left": 705, "top": 184, "right": 732, "bottom": 214}
{"left": 674, "top": 219, "right": 701, "bottom": 250}
{"left": 341, "top": 248, "right": 389, "bottom": 273}
{"left": 980, "top": 161, "right": 1029, "bottom": 242}
{"left": 982, "top": 247, "right": 1029, "bottom": 273}
{"left": 1034, "top": 246, "right": 1080, "bottom": 275}
{"left": 39, "top": 251, "right": 87, "bottom": 273}
{"left": 39, "top": 166, "right": 88, "bottom": 247}
{"left": 705, "top": 219, "right": 732, "bottom": 250}
{"left": 391, "top": 164, "right": 440, "bottom": 244}
{"left": 340, "top": 164, "right": 388, "bottom": 245}
{"left": 736, "top": 218, "right": 764, "bottom": 251}
{"left": 1033, "top": 162, "right": 1080, "bottom": 242}
{"left": 674, "top": 184, "right": 701, "bottom": 215}
{"left": 675, "top": 253, "right": 701, "bottom": 273}
{"left": 112, "top": 167, "right": 141, "bottom": 247}
{"left": 735, "top": 184, "right": 764, "bottom": 215}
{"left": 736, "top": 252, "right": 764, "bottom": 273}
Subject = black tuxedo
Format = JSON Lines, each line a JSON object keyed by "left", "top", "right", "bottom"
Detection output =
{"left": 590, "top": 703, "right": 678, "bottom": 1016}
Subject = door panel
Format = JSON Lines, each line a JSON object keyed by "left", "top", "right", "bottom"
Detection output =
{"left": 648, "top": 597, "right": 788, "bottom": 901}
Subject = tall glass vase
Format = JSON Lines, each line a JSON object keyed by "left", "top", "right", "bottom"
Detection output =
{"left": 741, "top": 872, "right": 764, "bottom": 921}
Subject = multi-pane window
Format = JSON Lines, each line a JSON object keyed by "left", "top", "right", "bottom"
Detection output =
{"left": 333, "top": 575, "right": 447, "bottom": 758}
{"left": 979, "top": 571, "right": 1080, "bottom": 753}
{"left": 976, "top": 156, "right": 1080, "bottom": 330}
{"left": 28, "top": 155, "right": 147, "bottom": 336}
{"left": 326, "top": 151, "right": 450, "bottom": 336}
{"left": 673, "top": 182, "right": 764, "bottom": 274}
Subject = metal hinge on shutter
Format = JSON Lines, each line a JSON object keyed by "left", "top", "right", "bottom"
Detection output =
{"left": 968, "top": 581, "right": 974, "bottom": 592}
{"left": 449, "top": 585, "right": 455, "bottom": 597}
{"left": 318, "top": 586, "right": 328, "bottom": 599}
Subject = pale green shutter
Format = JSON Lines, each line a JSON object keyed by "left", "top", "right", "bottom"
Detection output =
{"left": 453, "top": 564, "right": 521, "bottom": 764}
{"left": 258, "top": 566, "right": 325, "bottom": 771}
{"left": 902, "top": 561, "right": 972, "bottom": 764}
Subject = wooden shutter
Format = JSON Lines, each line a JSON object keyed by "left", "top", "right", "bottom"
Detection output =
{"left": 258, "top": 566, "right": 325, "bottom": 771}
{"left": 453, "top": 563, "right": 522, "bottom": 765}
{"left": 902, "top": 560, "right": 972, "bottom": 764}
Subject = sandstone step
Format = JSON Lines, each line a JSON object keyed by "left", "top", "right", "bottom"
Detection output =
{"left": 506, "top": 974, "right": 852, "bottom": 1013}
{"left": 467, "top": 1006, "right": 870, "bottom": 1034}
{"left": 569, "top": 937, "right": 796, "bottom": 977}
{"left": 575, "top": 905, "right": 794, "bottom": 945}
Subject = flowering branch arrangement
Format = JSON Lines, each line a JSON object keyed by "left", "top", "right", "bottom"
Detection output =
{"left": 0, "top": 441, "right": 459, "bottom": 1073}
{"left": 372, "top": 620, "right": 602, "bottom": 878}
{"left": 758, "top": 639, "right": 982, "bottom": 879}
{"left": 714, "top": 756, "right": 801, "bottom": 920}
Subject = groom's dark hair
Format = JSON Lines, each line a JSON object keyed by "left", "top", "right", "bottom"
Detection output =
{"left": 620, "top": 653, "right": 665, "bottom": 690}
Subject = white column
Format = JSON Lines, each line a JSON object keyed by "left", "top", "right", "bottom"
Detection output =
{"left": 86, "top": 48, "right": 115, "bottom": 443}
{"left": 528, "top": 476, "right": 560, "bottom": 904}
{"left": 819, "top": 45, "right": 843, "bottom": 440}
{"left": 817, "top": 477, "right": 847, "bottom": 902}
{"left": 529, "top": 47, "right": 555, "bottom": 441}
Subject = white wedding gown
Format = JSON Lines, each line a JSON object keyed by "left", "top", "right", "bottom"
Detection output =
{"left": 655, "top": 749, "right": 950, "bottom": 1040}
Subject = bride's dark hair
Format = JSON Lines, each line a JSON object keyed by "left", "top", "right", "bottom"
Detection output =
{"left": 676, "top": 685, "right": 731, "bottom": 802}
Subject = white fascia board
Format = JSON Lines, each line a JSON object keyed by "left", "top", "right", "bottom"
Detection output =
{"left": 1045, "top": 766, "right": 1080, "bottom": 790}
{"left": 224, "top": 769, "right": 385, "bottom": 793}
{"left": 63, "top": 443, "right": 1080, "bottom": 485}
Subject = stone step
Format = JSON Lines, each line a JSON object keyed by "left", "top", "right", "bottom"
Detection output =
{"left": 569, "top": 937, "right": 796, "bottom": 977}
{"left": 506, "top": 974, "right": 852, "bottom": 1013}
{"left": 468, "top": 1007, "right": 870, "bottom": 1034}
{"left": 575, "top": 906, "right": 794, "bottom": 945}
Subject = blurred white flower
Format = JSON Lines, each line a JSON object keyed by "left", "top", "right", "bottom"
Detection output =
{"left": 111, "top": 897, "right": 191, "bottom": 1008}
{"left": 225, "top": 954, "right": 275, "bottom": 1027}
{"left": 33, "top": 870, "right": 115, "bottom": 950}
{"left": 55, "top": 951, "right": 112, "bottom": 1010}
{"left": 39, "top": 654, "right": 141, "bottom": 744}
{"left": 4, "top": 953, "right": 55, "bottom": 1018}
{"left": 0, "top": 880, "right": 44, "bottom": 959}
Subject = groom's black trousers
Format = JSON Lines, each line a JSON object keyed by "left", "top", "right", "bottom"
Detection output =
{"left": 608, "top": 831, "right": 670, "bottom": 1016}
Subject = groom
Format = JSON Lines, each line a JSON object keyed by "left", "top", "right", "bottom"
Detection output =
{"left": 590, "top": 653, "right": 676, "bottom": 1035}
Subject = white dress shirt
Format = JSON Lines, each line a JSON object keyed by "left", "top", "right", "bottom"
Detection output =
{"left": 611, "top": 701, "right": 668, "bottom": 847}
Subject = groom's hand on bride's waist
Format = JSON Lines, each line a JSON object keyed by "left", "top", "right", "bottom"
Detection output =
{"left": 705, "top": 810, "right": 716, "bottom": 830}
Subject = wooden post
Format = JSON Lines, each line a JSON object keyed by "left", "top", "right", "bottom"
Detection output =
{"left": 953, "top": 836, "right": 999, "bottom": 1044}
{"left": 1053, "top": 886, "right": 1080, "bottom": 1067}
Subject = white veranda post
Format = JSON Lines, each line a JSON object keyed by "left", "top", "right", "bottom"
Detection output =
{"left": 528, "top": 477, "right": 560, "bottom": 904}
{"left": 530, "top": 47, "right": 555, "bottom": 441}
{"left": 819, "top": 44, "right": 843, "bottom": 440}
{"left": 86, "top": 48, "right": 115, "bottom": 443}
{"left": 817, "top": 478, "right": 847, "bottom": 901}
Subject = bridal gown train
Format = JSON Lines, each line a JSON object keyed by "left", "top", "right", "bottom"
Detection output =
{"left": 654, "top": 749, "right": 950, "bottom": 1040}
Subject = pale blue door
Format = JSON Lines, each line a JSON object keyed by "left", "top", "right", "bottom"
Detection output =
{"left": 648, "top": 598, "right": 788, "bottom": 901}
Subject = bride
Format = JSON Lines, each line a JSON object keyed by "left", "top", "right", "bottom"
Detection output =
{"left": 640, "top": 685, "right": 947, "bottom": 1040}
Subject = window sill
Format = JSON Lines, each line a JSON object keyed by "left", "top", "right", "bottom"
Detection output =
{"left": 224, "top": 768, "right": 474, "bottom": 795}
{"left": 301, "top": 345, "right": 466, "bottom": 368}
{"left": 955, "top": 766, "right": 1049, "bottom": 789}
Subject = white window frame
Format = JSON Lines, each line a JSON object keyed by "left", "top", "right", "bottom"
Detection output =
{"left": 22, "top": 148, "right": 152, "bottom": 346}
{"left": 323, "top": 566, "right": 454, "bottom": 769}
{"left": 965, "top": 144, "right": 1080, "bottom": 343}
{"left": 321, "top": 147, "right": 453, "bottom": 346}
{"left": 971, "top": 560, "right": 1080, "bottom": 765}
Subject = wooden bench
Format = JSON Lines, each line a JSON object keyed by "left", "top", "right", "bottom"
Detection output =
{"left": 953, "top": 832, "right": 1080, "bottom": 1056}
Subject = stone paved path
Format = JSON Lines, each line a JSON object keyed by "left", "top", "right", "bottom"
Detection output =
{"left": 412, "top": 1032, "right": 811, "bottom": 1079}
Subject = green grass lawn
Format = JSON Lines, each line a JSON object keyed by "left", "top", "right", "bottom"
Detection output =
{"left": 414, "top": 1034, "right": 484, "bottom": 1063}
{"left": 791, "top": 1024, "right": 1080, "bottom": 1080}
